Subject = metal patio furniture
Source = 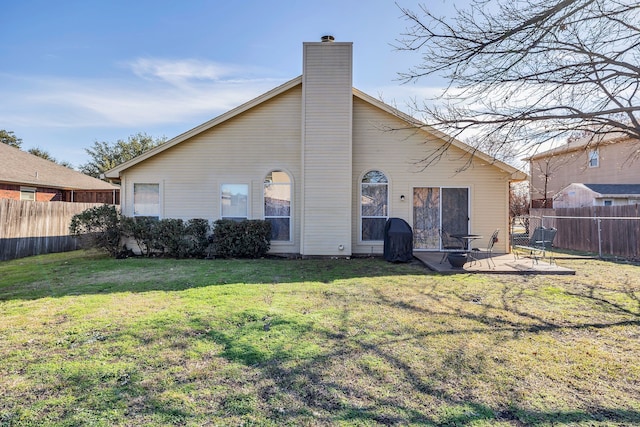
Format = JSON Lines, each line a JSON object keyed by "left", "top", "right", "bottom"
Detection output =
{"left": 513, "top": 226, "right": 557, "bottom": 265}
{"left": 471, "top": 229, "right": 499, "bottom": 269}
{"left": 439, "top": 229, "right": 465, "bottom": 263}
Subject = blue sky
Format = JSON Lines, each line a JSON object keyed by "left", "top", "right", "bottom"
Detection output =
{"left": 1, "top": 0, "right": 458, "bottom": 168}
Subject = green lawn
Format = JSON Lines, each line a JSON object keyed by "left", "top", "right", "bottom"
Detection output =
{"left": 1, "top": 250, "right": 639, "bottom": 426}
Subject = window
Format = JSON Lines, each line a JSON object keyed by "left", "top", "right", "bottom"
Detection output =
{"left": 361, "top": 170, "right": 388, "bottom": 241}
{"left": 133, "top": 183, "right": 160, "bottom": 218}
{"left": 413, "top": 187, "right": 469, "bottom": 250}
{"left": 264, "top": 171, "right": 291, "bottom": 241}
{"left": 221, "top": 184, "right": 248, "bottom": 221}
{"left": 588, "top": 149, "right": 599, "bottom": 168}
{"left": 603, "top": 200, "right": 613, "bottom": 206}
{"left": 20, "top": 187, "right": 36, "bottom": 201}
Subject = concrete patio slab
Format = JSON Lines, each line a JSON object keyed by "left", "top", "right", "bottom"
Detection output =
{"left": 413, "top": 252, "right": 576, "bottom": 275}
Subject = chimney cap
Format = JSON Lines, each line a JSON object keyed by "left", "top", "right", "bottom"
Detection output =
{"left": 321, "top": 35, "right": 335, "bottom": 42}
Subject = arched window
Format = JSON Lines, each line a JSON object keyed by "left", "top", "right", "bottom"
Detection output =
{"left": 264, "top": 170, "right": 291, "bottom": 241}
{"left": 361, "top": 170, "right": 388, "bottom": 241}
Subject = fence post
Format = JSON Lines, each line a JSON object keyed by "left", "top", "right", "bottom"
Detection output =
{"left": 596, "top": 216, "right": 603, "bottom": 259}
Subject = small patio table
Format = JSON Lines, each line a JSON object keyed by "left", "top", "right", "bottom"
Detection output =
{"left": 451, "top": 234, "right": 483, "bottom": 265}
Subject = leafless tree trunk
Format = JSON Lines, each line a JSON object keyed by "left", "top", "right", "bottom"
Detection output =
{"left": 395, "top": 0, "right": 640, "bottom": 166}
{"left": 529, "top": 153, "right": 578, "bottom": 207}
{"left": 510, "top": 181, "right": 530, "bottom": 218}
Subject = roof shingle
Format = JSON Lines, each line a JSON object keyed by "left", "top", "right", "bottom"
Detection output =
{"left": 0, "top": 143, "right": 118, "bottom": 190}
{"left": 583, "top": 183, "right": 640, "bottom": 195}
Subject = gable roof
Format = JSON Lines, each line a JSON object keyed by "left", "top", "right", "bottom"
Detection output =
{"left": 352, "top": 89, "right": 526, "bottom": 180}
{"left": 583, "top": 183, "right": 640, "bottom": 196}
{"left": 104, "top": 77, "right": 303, "bottom": 179}
{"left": 527, "top": 132, "right": 630, "bottom": 161}
{"left": 0, "top": 143, "right": 119, "bottom": 191}
{"left": 104, "top": 76, "right": 526, "bottom": 181}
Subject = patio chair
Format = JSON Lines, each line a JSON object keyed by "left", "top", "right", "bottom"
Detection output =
{"left": 542, "top": 227, "right": 557, "bottom": 250}
{"left": 513, "top": 226, "right": 557, "bottom": 265}
{"left": 471, "top": 229, "right": 499, "bottom": 269}
{"left": 439, "top": 228, "right": 466, "bottom": 263}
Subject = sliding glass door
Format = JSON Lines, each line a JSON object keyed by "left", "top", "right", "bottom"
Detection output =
{"left": 413, "top": 187, "right": 469, "bottom": 250}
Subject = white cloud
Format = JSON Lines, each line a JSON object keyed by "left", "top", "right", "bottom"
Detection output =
{"left": 127, "top": 58, "right": 239, "bottom": 85}
{"left": 0, "top": 59, "right": 287, "bottom": 129}
{"left": 2, "top": 56, "right": 446, "bottom": 132}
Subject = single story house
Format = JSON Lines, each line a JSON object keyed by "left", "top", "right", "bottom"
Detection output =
{"left": 554, "top": 183, "right": 640, "bottom": 208}
{"left": 0, "top": 142, "right": 119, "bottom": 204}
{"left": 105, "top": 38, "right": 526, "bottom": 257}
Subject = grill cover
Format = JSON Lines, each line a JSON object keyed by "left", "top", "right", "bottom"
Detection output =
{"left": 383, "top": 217, "right": 413, "bottom": 262}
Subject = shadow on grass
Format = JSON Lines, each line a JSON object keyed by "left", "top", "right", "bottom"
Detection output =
{"left": 0, "top": 251, "right": 428, "bottom": 301}
{"left": 2, "top": 251, "right": 639, "bottom": 425}
{"left": 185, "top": 287, "right": 640, "bottom": 426}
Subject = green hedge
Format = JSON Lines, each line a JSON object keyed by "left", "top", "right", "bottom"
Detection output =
{"left": 120, "top": 216, "right": 159, "bottom": 257}
{"left": 69, "top": 204, "right": 121, "bottom": 257}
{"left": 212, "top": 219, "right": 271, "bottom": 258}
{"left": 70, "top": 207, "right": 213, "bottom": 259}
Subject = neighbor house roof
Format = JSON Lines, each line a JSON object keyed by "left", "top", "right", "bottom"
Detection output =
{"left": 0, "top": 143, "right": 119, "bottom": 190}
{"left": 583, "top": 183, "right": 640, "bottom": 196}
{"left": 104, "top": 76, "right": 527, "bottom": 181}
{"left": 526, "top": 132, "right": 630, "bottom": 161}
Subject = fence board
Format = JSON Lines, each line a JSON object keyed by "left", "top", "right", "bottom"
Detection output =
{"left": 530, "top": 205, "right": 640, "bottom": 259}
{"left": 0, "top": 200, "right": 108, "bottom": 261}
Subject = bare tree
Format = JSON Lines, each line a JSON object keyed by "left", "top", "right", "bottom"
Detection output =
{"left": 510, "top": 182, "right": 529, "bottom": 216}
{"left": 395, "top": 0, "right": 640, "bottom": 165}
{"left": 528, "top": 150, "right": 582, "bottom": 207}
{"left": 465, "top": 134, "right": 522, "bottom": 166}
{"left": 510, "top": 181, "right": 530, "bottom": 230}
{"left": 532, "top": 158, "right": 556, "bottom": 208}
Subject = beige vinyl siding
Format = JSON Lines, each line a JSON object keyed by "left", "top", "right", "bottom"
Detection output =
{"left": 112, "top": 39, "right": 522, "bottom": 257}
{"left": 530, "top": 138, "right": 639, "bottom": 202}
{"left": 120, "top": 85, "right": 303, "bottom": 254}
{"left": 351, "top": 97, "right": 513, "bottom": 254}
{"left": 301, "top": 42, "right": 353, "bottom": 256}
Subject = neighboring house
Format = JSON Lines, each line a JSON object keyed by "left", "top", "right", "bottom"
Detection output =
{"left": 105, "top": 38, "right": 526, "bottom": 257}
{"left": 554, "top": 183, "right": 640, "bottom": 208}
{"left": 527, "top": 133, "right": 639, "bottom": 208}
{"left": 0, "top": 143, "right": 120, "bottom": 204}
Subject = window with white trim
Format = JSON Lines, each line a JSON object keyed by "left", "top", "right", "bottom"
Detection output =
{"left": 588, "top": 149, "right": 599, "bottom": 168}
{"left": 264, "top": 170, "right": 291, "bottom": 241}
{"left": 133, "top": 183, "right": 160, "bottom": 218}
{"left": 221, "top": 184, "right": 248, "bottom": 221}
{"left": 361, "top": 170, "right": 388, "bottom": 241}
{"left": 20, "top": 187, "right": 36, "bottom": 201}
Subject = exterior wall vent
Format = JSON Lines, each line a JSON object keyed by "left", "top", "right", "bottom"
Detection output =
{"left": 321, "top": 35, "right": 335, "bottom": 42}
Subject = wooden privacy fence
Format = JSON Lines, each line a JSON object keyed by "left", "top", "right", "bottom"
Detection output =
{"left": 530, "top": 206, "right": 640, "bottom": 260}
{"left": 0, "top": 199, "right": 107, "bottom": 261}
